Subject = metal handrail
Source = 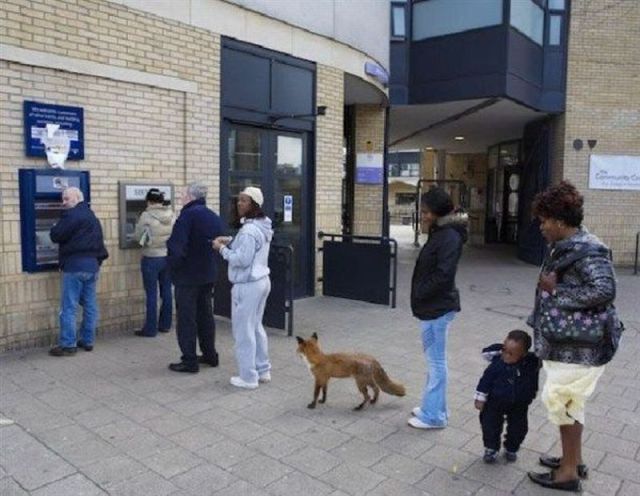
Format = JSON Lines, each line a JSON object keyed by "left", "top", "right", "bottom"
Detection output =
{"left": 317, "top": 232, "right": 398, "bottom": 308}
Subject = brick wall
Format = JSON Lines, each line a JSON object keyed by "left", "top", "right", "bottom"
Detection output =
{"left": 314, "top": 65, "right": 344, "bottom": 291}
{"left": 353, "top": 105, "right": 385, "bottom": 236}
{"left": 0, "top": 0, "right": 220, "bottom": 350}
{"left": 562, "top": 0, "right": 640, "bottom": 263}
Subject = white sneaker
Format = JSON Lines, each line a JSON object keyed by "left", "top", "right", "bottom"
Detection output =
{"left": 411, "top": 407, "right": 422, "bottom": 417}
{"left": 230, "top": 376, "right": 259, "bottom": 389}
{"left": 408, "top": 417, "right": 446, "bottom": 430}
{"left": 258, "top": 372, "right": 271, "bottom": 383}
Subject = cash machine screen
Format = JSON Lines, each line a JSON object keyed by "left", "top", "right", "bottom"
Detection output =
{"left": 35, "top": 202, "right": 63, "bottom": 264}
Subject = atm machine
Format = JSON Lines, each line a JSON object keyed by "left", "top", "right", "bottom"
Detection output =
{"left": 19, "top": 168, "right": 90, "bottom": 272}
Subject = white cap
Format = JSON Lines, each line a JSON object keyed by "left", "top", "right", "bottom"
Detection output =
{"left": 240, "top": 186, "right": 264, "bottom": 207}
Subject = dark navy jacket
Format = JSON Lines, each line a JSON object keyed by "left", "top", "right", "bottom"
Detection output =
{"left": 411, "top": 214, "right": 467, "bottom": 320}
{"left": 167, "top": 198, "right": 223, "bottom": 286}
{"left": 50, "top": 202, "right": 108, "bottom": 272}
{"left": 476, "top": 344, "right": 540, "bottom": 405}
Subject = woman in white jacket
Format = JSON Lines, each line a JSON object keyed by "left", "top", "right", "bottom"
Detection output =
{"left": 213, "top": 187, "right": 273, "bottom": 389}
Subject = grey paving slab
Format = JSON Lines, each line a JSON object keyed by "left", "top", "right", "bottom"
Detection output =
{"left": 246, "top": 431, "right": 307, "bottom": 459}
{"left": 0, "top": 425, "right": 76, "bottom": 491}
{"left": 281, "top": 446, "right": 341, "bottom": 477}
{"left": 0, "top": 477, "right": 29, "bottom": 496}
{"left": 371, "top": 453, "right": 433, "bottom": 485}
{"left": 169, "top": 464, "right": 237, "bottom": 495}
{"left": 31, "top": 474, "right": 107, "bottom": 496}
{"left": 330, "top": 437, "right": 392, "bottom": 468}
{"left": 139, "top": 446, "right": 204, "bottom": 478}
{"left": 1, "top": 239, "right": 639, "bottom": 495}
{"left": 320, "top": 462, "right": 388, "bottom": 496}
{"left": 266, "top": 471, "right": 335, "bottom": 496}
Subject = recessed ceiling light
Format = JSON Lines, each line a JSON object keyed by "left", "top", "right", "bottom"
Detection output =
{"left": 425, "top": 146, "right": 434, "bottom": 151}
{"left": 454, "top": 136, "right": 465, "bottom": 141}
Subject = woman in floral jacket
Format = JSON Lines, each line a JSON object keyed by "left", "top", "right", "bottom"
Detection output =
{"left": 526, "top": 181, "right": 622, "bottom": 493}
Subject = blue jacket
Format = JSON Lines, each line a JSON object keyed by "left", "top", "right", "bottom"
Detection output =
{"left": 49, "top": 202, "right": 108, "bottom": 272}
{"left": 167, "top": 198, "right": 224, "bottom": 286}
{"left": 475, "top": 344, "right": 540, "bottom": 405}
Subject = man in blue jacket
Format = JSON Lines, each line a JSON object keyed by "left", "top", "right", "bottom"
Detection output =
{"left": 167, "top": 182, "right": 224, "bottom": 373}
{"left": 49, "top": 187, "right": 108, "bottom": 356}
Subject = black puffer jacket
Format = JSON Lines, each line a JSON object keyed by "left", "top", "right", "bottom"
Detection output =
{"left": 411, "top": 213, "right": 468, "bottom": 320}
{"left": 50, "top": 201, "right": 108, "bottom": 271}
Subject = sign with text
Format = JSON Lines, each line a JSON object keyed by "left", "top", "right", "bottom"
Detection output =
{"left": 125, "top": 184, "right": 173, "bottom": 201}
{"left": 24, "top": 101, "right": 84, "bottom": 160}
{"left": 283, "top": 194, "right": 293, "bottom": 223}
{"left": 356, "top": 153, "right": 384, "bottom": 184}
{"left": 589, "top": 154, "right": 640, "bottom": 191}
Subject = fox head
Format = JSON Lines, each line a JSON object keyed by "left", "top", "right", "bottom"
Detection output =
{"left": 296, "top": 333, "right": 320, "bottom": 364}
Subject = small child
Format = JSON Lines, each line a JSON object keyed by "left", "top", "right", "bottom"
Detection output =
{"left": 474, "top": 330, "right": 540, "bottom": 463}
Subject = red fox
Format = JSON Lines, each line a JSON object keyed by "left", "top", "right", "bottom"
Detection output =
{"left": 296, "top": 333, "right": 406, "bottom": 410}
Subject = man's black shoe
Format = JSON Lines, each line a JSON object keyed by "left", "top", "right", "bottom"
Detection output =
{"left": 528, "top": 471, "right": 581, "bottom": 492}
{"left": 76, "top": 340, "right": 93, "bottom": 352}
{"left": 158, "top": 328, "right": 170, "bottom": 333}
{"left": 168, "top": 362, "right": 199, "bottom": 373}
{"left": 134, "top": 330, "right": 155, "bottom": 337}
{"left": 539, "top": 456, "right": 588, "bottom": 479}
{"left": 49, "top": 346, "right": 77, "bottom": 357}
{"left": 197, "top": 355, "right": 219, "bottom": 367}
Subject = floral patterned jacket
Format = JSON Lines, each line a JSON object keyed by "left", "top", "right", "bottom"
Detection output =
{"left": 527, "top": 227, "right": 618, "bottom": 366}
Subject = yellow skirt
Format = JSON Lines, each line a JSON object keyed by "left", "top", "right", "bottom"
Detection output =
{"left": 541, "top": 360, "right": 605, "bottom": 426}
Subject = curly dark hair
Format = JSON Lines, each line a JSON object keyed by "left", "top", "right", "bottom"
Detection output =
{"left": 532, "top": 180, "right": 584, "bottom": 227}
{"left": 507, "top": 330, "right": 532, "bottom": 352}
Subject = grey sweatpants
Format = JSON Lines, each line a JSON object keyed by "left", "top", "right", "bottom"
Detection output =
{"left": 231, "top": 277, "right": 271, "bottom": 383}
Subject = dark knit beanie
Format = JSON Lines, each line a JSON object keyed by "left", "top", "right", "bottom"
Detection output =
{"left": 421, "top": 187, "right": 454, "bottom": 217}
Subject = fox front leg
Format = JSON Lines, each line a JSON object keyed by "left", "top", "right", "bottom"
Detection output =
{"left": 319, "top": 384, "right": 327, "bottom": 404}
{"left": 308, "top": 382, "right": 322, "bottom": 409}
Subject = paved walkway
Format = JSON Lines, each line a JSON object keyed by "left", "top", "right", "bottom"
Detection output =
{"left": 2, "top": 227, "right": 639, "bottom": 495}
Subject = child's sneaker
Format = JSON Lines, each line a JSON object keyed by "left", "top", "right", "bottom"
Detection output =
{"left": 504, "top": 450, "right": 518, "bottom": 462}
{"left": 483, "top": 449, "right": 498, "bottom": 464}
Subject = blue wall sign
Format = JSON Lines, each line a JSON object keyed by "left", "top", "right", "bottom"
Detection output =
{"left": 24, "top": 101, "right": 84, "bottom": 160}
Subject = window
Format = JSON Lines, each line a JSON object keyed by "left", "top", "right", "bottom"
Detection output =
{"left": 549, "top": 14, "right": 562, "bottom": 45}
{"left": 548, "top": 0, "right": 565, "bottom": 10}
{"left": 413, "top": 0, "right": 502, "bottom": 41}
{"left": 392, "top": 4, "right": 406, "bottom": 39}
{"left": 510, "top": 0, "right": 544, "bottom": 45}
{"left": 396, "top": 193, "right": 417, "bottom": 205}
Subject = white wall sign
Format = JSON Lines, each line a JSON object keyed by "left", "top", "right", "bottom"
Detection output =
{"left": 589, "top": 154, "right": 640, "bottom": 191}
{"left": 283, "top": 194, "right": 293, "bottom": 223}
{"left": 125, "top": 184, "right": 172, "bottom": 200}
{"left": 356, "top": 152, "right": 384, "bottom": 184}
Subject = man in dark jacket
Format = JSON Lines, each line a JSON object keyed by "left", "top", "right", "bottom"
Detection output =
{"left": 409, "top": 187, "right": 467, "bottom": 429}
{"left": 49, "top": 187, "right": 108, "bottom": 356}
{"left": 167, "top": 182, "right": 224, "bottom": 373}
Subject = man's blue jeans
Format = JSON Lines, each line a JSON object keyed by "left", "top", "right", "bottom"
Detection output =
{"left": 416, "top": 311, "right": 456, "bottom": 427}
{"left": 59, "top": 271, "right": 99, "bottom": 348}
{"left": 141, "top": 256, "right": 172, "bottom": 336}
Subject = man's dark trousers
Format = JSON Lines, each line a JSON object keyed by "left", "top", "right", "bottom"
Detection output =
{"left": 479, "top": 399, "right": 529, "bottom": 452}
{"left": 175, "top": 283, "right": 218, "bottom": 368}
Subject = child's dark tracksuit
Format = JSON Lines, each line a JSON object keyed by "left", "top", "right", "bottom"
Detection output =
{"left": 475, "top": 344, "right": 540, "bottom": 453}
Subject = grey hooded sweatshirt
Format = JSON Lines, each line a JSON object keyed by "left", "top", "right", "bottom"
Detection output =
{"left": 220, "top": 217, "right": 273, "bottom": 284}
{"left": 134, "top": 204, "right": 175, "bottom": 257}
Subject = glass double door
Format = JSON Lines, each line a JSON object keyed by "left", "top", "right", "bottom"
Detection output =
{"left": 222, "top": 121, "right": 312, "bottom": 297}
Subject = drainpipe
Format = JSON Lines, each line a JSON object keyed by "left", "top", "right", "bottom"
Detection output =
{"left": 382, "top": 105, "right": 390, "bottom": 238}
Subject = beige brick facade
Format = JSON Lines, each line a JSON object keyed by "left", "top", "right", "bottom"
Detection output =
{"left": 314, "top": 64, "right": 345, "bottom": 290}
{"left": 561, "top": 0, "right": 640, "bottom": 263}
{"left": 0, "top": 0, "right": 375, "bottom": 350}
{"left": 1, "top": 0, "right": 222, "bottom": 350}
{"left": 353, "top": 104, "right": 386, "bottom": 236}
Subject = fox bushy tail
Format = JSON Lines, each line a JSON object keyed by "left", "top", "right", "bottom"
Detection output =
{"left": 372, "top": 361, "right": 406, "bottom": 397}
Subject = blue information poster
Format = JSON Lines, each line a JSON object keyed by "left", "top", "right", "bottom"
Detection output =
{"left": 356, "top": 152, "right": 384, "bottom": 184}
{"left": 23, "top": 101, "right": 84, "bottom": 160}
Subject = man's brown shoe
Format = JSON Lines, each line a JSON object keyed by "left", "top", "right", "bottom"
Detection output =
{"left": 49, "top": 346, "right": 77, "bottom": 357}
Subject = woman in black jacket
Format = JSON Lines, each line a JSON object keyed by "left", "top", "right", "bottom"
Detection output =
{"left": 409, "top": 188, "right": 467, "bottom": 429}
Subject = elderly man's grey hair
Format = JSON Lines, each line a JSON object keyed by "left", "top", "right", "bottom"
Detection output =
{"left": 63, "top": 186, "right": 84, "bottom": 202}
{"left": 186, "top": 181, "right": 208, "bottom": 200}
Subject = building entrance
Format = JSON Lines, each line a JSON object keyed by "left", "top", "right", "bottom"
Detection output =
{"left": 221, "top": 121, "right": 313, "bottom": 297}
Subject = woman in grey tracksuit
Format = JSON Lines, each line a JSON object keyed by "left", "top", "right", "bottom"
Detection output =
{"left": 213, "top": 187, "right": 273, "bottom": 389}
